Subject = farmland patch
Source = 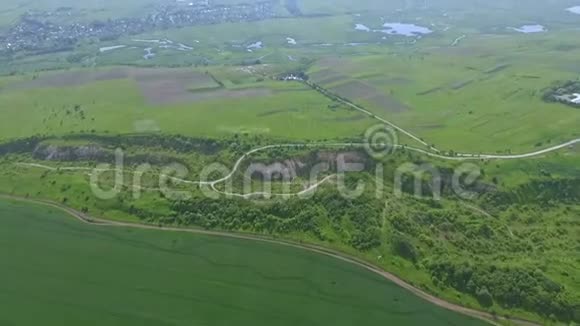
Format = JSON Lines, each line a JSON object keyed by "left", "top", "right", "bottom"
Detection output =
{"left": 310, "top": 69, "right": 348, "bottom": 85}
{"left": 8, "top": 69, "right": 129, "bottom": 89}
{"left": 330, "top": 80, "right": 408, "bottom": 113}
{"left": 4, "top": 67, "right": 278, "bottom": 105}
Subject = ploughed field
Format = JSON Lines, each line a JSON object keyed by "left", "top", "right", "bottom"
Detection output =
{"left": 0, "top": 199, "right": 487, "bottom": 326}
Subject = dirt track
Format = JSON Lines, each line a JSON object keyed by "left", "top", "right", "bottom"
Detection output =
{"left": 17, "top": 138, "right": 580, "bottom": 200}
{"left": 0, "top": 194, "right": 540, "bottom": 326}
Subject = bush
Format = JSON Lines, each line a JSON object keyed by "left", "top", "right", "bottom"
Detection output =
{"left": 392, "top": 235, "right": 419, "bottom": 262}
{"left": 476, "top": 287, "right": 493, "bottom": 307}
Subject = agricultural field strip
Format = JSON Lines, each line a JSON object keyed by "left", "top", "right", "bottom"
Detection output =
{"left": 0, "top": 193, "right": 541, "bottom": 326}
{"left": 15, "top": 138, "right": 580, "bottom": 198}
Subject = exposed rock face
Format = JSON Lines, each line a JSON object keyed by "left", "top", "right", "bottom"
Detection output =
{"left": 246, "top": 150, "right": 371, "bottom": 181}
{"left": 0, "top": 137, "right": 42, "bottom": 155}
{"left": 315, "top": 151, "right": 368, "bottom": 170}
{"left": 32, "top": 143, "right": 188, "bottom": 166}
{"left": 33, "top": 144, "right": 110, "bottom": 162}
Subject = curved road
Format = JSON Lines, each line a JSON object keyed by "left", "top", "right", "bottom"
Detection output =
{"left": 16, "top": 137, "right": 580, "bottom": 198}
{"left": 0, "top": 194, "right": 540, "bottom": 326}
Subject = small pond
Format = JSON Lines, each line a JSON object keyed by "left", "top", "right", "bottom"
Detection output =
{"left": 143, "top": 48, "right": 155, "bottom": 60}
{"left": 566, "top": 6, "right": 580, "bottom": 14}
{"left": 379, "top": 23, "right": 432, "bottom": 36}
{"left": 511, "top": 24, "right": 546, "bottom": 33}
{"left": 99, "top": 45, "right": 126, "bottom": 53}
{"left": 354, "top": 24, "right": 371, "bottom": 32}
{"left": 247, "top": 41, "right": 263, "bottom": 50}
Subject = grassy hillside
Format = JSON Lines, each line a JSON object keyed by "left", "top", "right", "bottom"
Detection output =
{"left": 0, "top": 136, "right": 578, "bottom": 324}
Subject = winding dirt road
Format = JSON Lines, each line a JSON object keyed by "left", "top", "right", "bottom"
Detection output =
{"left": 0, "top": 194, "right": 540, "bottom": 326}
{"left": 17, "top": 137, "right": 580, "bottom": 199}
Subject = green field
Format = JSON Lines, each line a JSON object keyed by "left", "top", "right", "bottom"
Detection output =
{"left": 3, "top": 13, "right": 580, "bottom": 153}
{"left": 307, "top": 32, "right": 580, "bottom": 153}
{"left": 0, "top": 67, "right": 375, "bottom": 141}
{"left": 0, "top": 198, "right": 488, "bottom": 326}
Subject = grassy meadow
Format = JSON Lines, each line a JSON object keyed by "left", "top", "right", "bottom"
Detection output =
{"left": 2, "top": 2, "right": 579, "bottom": 153}
{"left": 0, "top": 67, "right": 376, "bottom": 141}
{"left": 308, "top": 31, "right": 580, "bottom": 153}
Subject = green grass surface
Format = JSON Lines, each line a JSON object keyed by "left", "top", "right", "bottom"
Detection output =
{"left": 6, "top": 20, "right": 577, "bottom": 153}
{"left": 308, "top": 31, "right": 580, "bottom": 153}
{"left": 0, "top": 68, "right": 375, "bottom": 141}
{"left": 2, "top": 1, "right": 579, "bottom": 154}
{"left": 0, "top": 198, "right": 488, "bottom": 326}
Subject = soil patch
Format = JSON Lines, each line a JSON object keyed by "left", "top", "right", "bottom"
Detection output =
{"left": 9, "top": 69, "right": 130, "bottom": 89}
{"left": 310, "top": 69, "right": 347, "bottom": 85}
{"left": 257, "top": 108, "right": 300, "bottom": 117}
{"left": 330, "top": 80, "right": 408, "bottom": 113}
{"left": 7, "top": 67, "right": 273, "bottom": 105}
